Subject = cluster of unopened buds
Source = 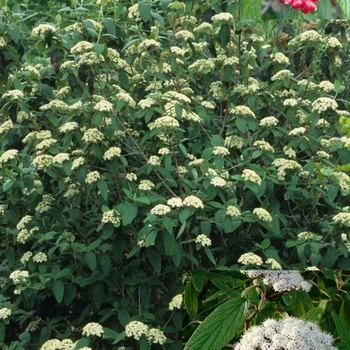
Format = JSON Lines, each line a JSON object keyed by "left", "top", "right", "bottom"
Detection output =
{"left": 279, "top": 0, "right": 321, "bottom": 14}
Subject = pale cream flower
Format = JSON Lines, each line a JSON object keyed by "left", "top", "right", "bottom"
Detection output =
{"left": 195, "top": 234, "right": 212, "bottom": 247}
{"left": 0, "top": 149, "right": 18, "bottom": 162}
{"left": 103, "top": 147, "right": 121, "bottom": 160}
{"left": 150, "top": 204, "right": 171, "bottom": 216}
{"left": 82, "top": 322, "right": 104, "bottom": 337}
{"left": 183, "top": 195, "right": 204, "bottom": 209}
{"left": 138, "top": 180, "right": 155, "bottom": 191}
{"left": 167, "top": 197, "right": 183, "bottom": 208}
{"left": 85, "top": 171, "right": 100, "bottom": 184}
{"left": 253, "top": 208, "right": 273, "bottom": 222}
{"left": 242, "top": 169, "right": 262, "bottom": 185}
{"left": 226, "top": 206, "right": 241, "bottom": 217}
{"left": 213, "top": 146, "right": 230, "bottom": 156}
{"left": 146, "top": 328, "right": 167, "bottom": 345}
{"left": 168, "top": 294, "right": 182, "bottom": 310}
{"left": 238, "top": 252, "right": 263, "bottom": 266}
{"left": 125, "top": 321, "right": 149, "bottom": 340}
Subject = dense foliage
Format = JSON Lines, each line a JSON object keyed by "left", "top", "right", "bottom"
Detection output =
{"left": 0, "top": 0, "right": 350, "bottom": 349}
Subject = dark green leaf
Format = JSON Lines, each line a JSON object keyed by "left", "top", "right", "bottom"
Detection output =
{"left": 85, "top": 251, "right": 97, "bottom": 271}
{"left": 184, "top": 282, "right": 198, "bottom": 319}
{"left": 52, "top": 280, "right": 64, "bottom": 303}
{"left": 184, "top": 298, "right": 245, "bottom": 350}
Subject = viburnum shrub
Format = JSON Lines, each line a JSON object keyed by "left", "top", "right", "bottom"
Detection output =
{"left": 279, "top": 0, "right": 321, "bottom": 14}
{"left": 183, "top": 270, "right": 350, "bottom": 350}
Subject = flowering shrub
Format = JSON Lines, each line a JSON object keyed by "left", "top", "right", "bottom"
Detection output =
{"left": 0, "top": 0, "right": 350, "bottom": 348}
{"left": 183, "top": 270, "right": 350, "bottom": 350}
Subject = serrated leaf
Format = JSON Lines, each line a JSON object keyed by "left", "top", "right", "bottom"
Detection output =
{"left": 52, "top": 280, "right": 64, "bottom": 303}
{"left": 284, "top": 5, "right": 303, "bottom": 19}
{"left": 184, "top": 298, "right": 245, "bottom": 350}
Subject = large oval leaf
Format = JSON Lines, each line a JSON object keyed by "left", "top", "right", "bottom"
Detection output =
{"left": 184, "top": 297, "right": 245, "bottom": 350}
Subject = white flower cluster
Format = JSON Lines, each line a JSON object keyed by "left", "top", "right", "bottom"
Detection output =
{"left": 253, "top": 140, "right": 274, "bottom": 153}
{"left": 168, "top": 294, "right": 183, "bottom": 310}
{"left": 82, "top": 128, "right": 104, "bottom": 143}
{"left": 297, "top": 30, "right": 324, "bottom": 43}
{"left": 225, "top": 135, "right": 244, "bottom": 149}
{"left": 9, "top": 270, "right": 29, "bottom": 284}
{"left": 102, "top": 210, "right": 121, "bottom": 224}
{"left": 259, "top": 116, "right": 278, "bottom": 127}
{"left": 272, "top": 52, "right": 290, "bottom": 65}
{"left": 82, "top": 322, "right": 104, "bottom": 337}
{"left": 272, "top": 158, "right": 302, "bottom": 181}
{"left": 226, "top": 206, "right": 241, "bottom": 217}
{"left": 146, "top": 328, "right": 167, "bottom": 345}
{"left": 195, "top": 234, "right": 212, "bottom": 247}
{"left": 211, "top": 12, "right": 233, "bottom": 22}
{"left": 148, "top": 155, "right": 161, "bottom": 166}
{"left": 0, "top": 307, "right": 11, "bottom": 319}
{"left": 210, "top": 177, "right": 226, "bottom": 187}
{"left": 40, "top": 339, "right": 82, "bottom": 350}
{"left": 150, "top": 204, "right": 171, "bottom": 216}
{"left": 125, "top": 172, "right": 137, "bottom": 181}
{"left": 298, "top": 231, "right": 316, "bottom": 240}
{"left": 235, "top": 317, "right": 335, "bottom": 350}
{"left": 0, "top": 149, "right": 18, "bottom": 163}
{"left": 242, "top": 169, "right": 262, "bottom": 185}
{"left": 213, "top": 146, "right": 230, "bottom": 156}
{"left": 312, "top": 97, "right": 338, "bottom": 114}
{"left": 238, "top": 252, "right": 263, "bottom": 266}
{"left": 33, "top": 252, "right": 48, "bottom": 263}
{"left": 253, "top": 208, "right": 273, "bottom": 222}
{"left": 125, "top": 321, "right": 149, "bottom": 340}
{"left": 2, "top": 89, "right": 24, "bottom": 101}
{"left": 333, "top": 212, "right": 350, "bottom": 227}
{"left": 167, "top": 197, "right": 183, "bottom": 208}
{"left": 289, "top": 127, "right": 306, "bottom": 136}
{"left": 231, "top": 105, "right": 256, "bottom": 118}
{"left": 85, "top": 171, "right": 101, "bottom": 184}
{"left": 183, "top": 195, "right": 204, "bottom": 209}
{"left": 103, "top": 147, "right": 121, "bottom": 160}
{"left": 242, "top": 270, "right": 312, "bottom": 292}
{"left": 31, "top": 23, "right": 56, "bottom": 36}
{"left": 94, "top": 100, "right": 113, "bottom": 112}
{"left": 138, "top": 180, "right": 155, "bottom": 191}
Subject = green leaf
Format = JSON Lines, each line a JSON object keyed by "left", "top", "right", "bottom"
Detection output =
{"left": 184, "top": 282, "right": 198, "bottom": 319}
{"left": 284, "top": 5, "right": 303, "bottom": 19}
{"left": 93, "top": 42, "right": 105, "bottom": 55}
{"left": 85, "top": 251, "right": 97, "bottom": 271}
{"left": 99, "top": 252, "right": 111, "bottom": 277}
{"left": 92, "top": 282, "right": 104, "bottom": 310}
{"left": 102, "top": 327, "right": 121, "bottom": 340}
{"left": 102, "top": 18, "right": 116, "bottom": 36}
{"left": 138, "top": 2, "right": 152, "bottom": 22}
{"left": 332, "top": 312, "right": 350, "bottom": 345}
{"left": 39, "top": 326, "right": 52, "bottom": 345}
{"left": 191, "top": 269, "right": 207, "bottom": 291}
{"left": 64, "top": 284, "right": 77, "bottom": 306}
{"left": 117, "top": 203, "right": 138, "bottom": 226}
{"left": 52, "top": 280, "right": 64, "bottom": 303}
{"left": 3, "top": 179, "right": 15, "bottom": 191}
{"left": 300, "top": 307, "right": 324, "bottom": 322}
{"left": 147, "top": 246, "right": 161, "bottom": 273}
{"left": 146, "top": 231, "right": 157, "bottom": 247}
{"left": 163, "top": 231, "right": 175, "bottom": 256}
{"left": 243, "top": 0, "right": 262, "bottom": 19}
{"left": 184, "top": 298, "right": 245, "bottom": 350}
{"left": 219, "top": 24, "right": 230, "bottom": 48}
{"left": 97, "top": 179, "right": 108, "bottom": 201}
{"left": 236, "top": 118, "right": 247, "bottom": 133}
{"left": 337, "top": 0, "right": 350, "bottom": 19}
